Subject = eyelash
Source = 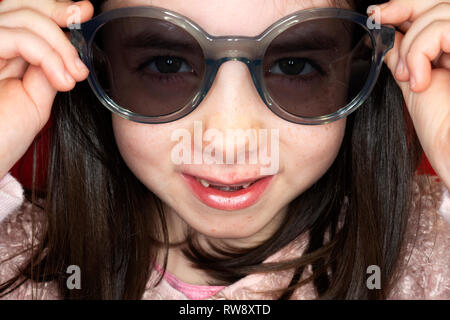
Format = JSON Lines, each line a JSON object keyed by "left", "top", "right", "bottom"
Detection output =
{"left": 271, "top": 58, "right": 323, "bottom": 74}
{"left": 265, "top": 58, "right": 325, "bottom": 86}
{"left": 134, "top": 54, "right": 324, "bottom": 86}
{"left": 136, "top": 55, "right": 195, "bottom": 81}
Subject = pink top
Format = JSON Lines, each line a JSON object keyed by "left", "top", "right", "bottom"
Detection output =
{"left": 153, "top": 263, "right": 225, "bottom": 299}
{"left": 0, "top": 172, "right": 449, "bottom": 300}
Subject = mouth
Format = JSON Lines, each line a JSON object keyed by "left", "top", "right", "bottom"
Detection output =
{"left": 180, "top": 173, "right": 275, "bottom": 211}
{"left": 195, "top": 176, "right": 258, "bottom": 191}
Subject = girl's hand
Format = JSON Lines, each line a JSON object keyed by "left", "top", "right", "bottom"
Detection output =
{"left": 0, "top": 0, "right": 93, "bottom": 179}
{"left": 369, "top": 0, "right": 450, "bottom": 190}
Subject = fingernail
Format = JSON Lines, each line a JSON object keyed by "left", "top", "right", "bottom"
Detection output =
{"left": 75, "top": 57, "right": 88, "bottom": 73}
{"left": 367, "top": 5, "right": 378, "bottom": 15}
{"left": 64, "top": 70, "right": 74, "bottom": 84}
{"left": 396, "top": 59, "right": 405, "bottom": 77}
{"left": 379, "top": 2, "right": 390, "bottom": 10}
{"left": 367, "top": 3, "right": 389, "bottom": 15}
{"left": 410, "top": 76, "right": 417, "bottom": 90}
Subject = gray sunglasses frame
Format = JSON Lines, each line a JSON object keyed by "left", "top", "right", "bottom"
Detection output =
{"left": 70, "top": 6, "right": 395, "bottom": 125}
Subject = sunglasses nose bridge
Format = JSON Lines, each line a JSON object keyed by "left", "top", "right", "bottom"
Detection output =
{"left": 206, "top": 38, "right": 263, "bottom": 61}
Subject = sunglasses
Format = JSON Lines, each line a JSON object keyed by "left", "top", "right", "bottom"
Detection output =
{"left": 70, "top": 6, "right": 395, "bottom": 125}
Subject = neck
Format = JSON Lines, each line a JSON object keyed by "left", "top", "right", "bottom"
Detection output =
{"left": 155, "top": 204, "right": 288, "bottom": 286}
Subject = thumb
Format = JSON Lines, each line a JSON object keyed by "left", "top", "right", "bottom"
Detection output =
{"left": 0, "top": 0, "right": 94, "bottom": 27}
{"left": 50, "top": 0, "right": 94, "bottom": 27}
{"left": 371, "top": 1, "right": 413, "bottom": 26}
{"left": 384, "top": 31, "right": 412, "bottom": 95}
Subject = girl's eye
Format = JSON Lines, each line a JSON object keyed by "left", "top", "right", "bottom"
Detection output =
{"left": 269, "top": 58, "right": 316, "bottom": 76}
{"left": 143, "top": 56, "right": 193, "bottom": 74}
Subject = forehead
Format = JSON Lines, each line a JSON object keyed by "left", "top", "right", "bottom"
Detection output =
{"left": 101, "top": 0, "right": 352, "bottom": 36}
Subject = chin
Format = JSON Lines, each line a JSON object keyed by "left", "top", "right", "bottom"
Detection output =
{"left": 181, "top": 209, "right": 273, "bottom": 241}
{"left": 199, "top": 227, "right": 260, "bottom": 240}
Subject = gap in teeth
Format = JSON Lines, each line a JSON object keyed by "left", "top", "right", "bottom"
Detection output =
{"left": 197, "top": 178, "right": 253, "bottom": 190}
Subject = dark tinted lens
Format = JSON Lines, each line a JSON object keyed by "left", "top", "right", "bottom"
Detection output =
{"left": 91, "top": 17, "right": 205, "bottom": 117}
{"left": 263, "top": 18, "right": 373, "bottom": 118}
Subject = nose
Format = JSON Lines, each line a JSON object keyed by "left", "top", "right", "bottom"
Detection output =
{"left": 194, "top": 60, "right": 268, "bottom": 162}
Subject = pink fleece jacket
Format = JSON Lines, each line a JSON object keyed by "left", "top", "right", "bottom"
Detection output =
{"left": 0, "top": 172, "right": 449, "bottom": 300}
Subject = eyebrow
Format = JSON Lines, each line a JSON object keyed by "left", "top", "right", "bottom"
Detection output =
{"left": 267, "top": 33, "right": 343, "bottom": 53}
{"left": 122, "top": 30, "right": 196, "bottom": 51}
{"left": 118, "top": 22, "right": 347, "bottom": 54}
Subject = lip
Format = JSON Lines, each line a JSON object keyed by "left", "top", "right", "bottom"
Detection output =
{"left": 186, "top": 172, "right": 267, "bottom": 187}
{"left": 180, "top": 173, "right": 275, "bottom": 211}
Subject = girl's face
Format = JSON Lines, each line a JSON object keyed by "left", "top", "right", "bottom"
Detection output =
{"left": 106, "top": 0, "right": 349, "bottom": 240}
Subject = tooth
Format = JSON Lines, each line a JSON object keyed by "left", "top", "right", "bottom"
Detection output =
{"left": 243, "top": 182, "right": 251, "bottom": 189}
{"left": 220, "top": 186, "right": 231, "bottom": 191}
{"left": 199, "top": 179, "right": 210, "bottom": 187}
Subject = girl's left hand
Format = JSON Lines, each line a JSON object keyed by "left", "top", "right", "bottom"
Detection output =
{"left": 369, "top": 0, "right": 450, "bottom": 190}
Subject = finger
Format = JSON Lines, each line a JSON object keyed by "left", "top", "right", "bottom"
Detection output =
{"left": 0, "top": 27, "right": 75, "bottom": 91}
{"left": 50, "top": 0, "right": 94, "bottom": 26}
{"left": 384, "top": 30, "right": 411, "bottom": 93}
{"left": 0, "top": 0, "right": 94, "bottom": 27}
{"left": 373, "top": 0, "right": 446, "bottom": 26}
{"left": 398, "top": 21, "right": 412, "bottom": 33}
{"left": 406, "top": 20, "right": 450, "bottom": 92}
{"left": 22, "top": 65, "right": 58, "bottom": 128}
{"left": 0, "top": 8, "right": 89, "bottom": 81}
{"left": 0, "top": 56, "right": 28, "bottom": 79}
{"left": 406, "top": 69, "right": 450, "bottom": 191}
{"left": 385, "top": 29, "right": 450, "bottom": 123}
{"left": 435, "top": 52, "right": 450, "bottom": 69}
{"left": 369, "top": 1, "right": 413, "bottom": 26}
{"left": 397, "top": 3, "right": 450, "bottom": 80}
{"left": 0, "top": 58, "right": 6, "bottom": 69}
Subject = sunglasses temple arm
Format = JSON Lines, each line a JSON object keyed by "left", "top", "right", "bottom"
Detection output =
{"left": 376, "top": 26, "right": 396, "bottom": 56}
{"left": 70, "top": 29, "right": 88, "bottom": 63}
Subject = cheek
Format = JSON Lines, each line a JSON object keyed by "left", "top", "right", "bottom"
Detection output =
{"left": 282, "top": 119, "right": 346, "bottom": 189}
{"left": 111, "top": 115, "right": 173, "bottom": 183}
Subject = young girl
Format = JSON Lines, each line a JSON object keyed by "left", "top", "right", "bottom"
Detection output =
{"left": 0, "top": 0, "right": 448, "bottom": 300}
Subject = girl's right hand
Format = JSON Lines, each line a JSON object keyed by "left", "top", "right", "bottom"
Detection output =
{"left": 0, "top": 0, "right": 93, "bottom": 179}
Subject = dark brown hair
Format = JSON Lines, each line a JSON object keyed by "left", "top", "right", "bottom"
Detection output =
{"left": 1, "top": 0, "right": 426, "bottom": 299}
